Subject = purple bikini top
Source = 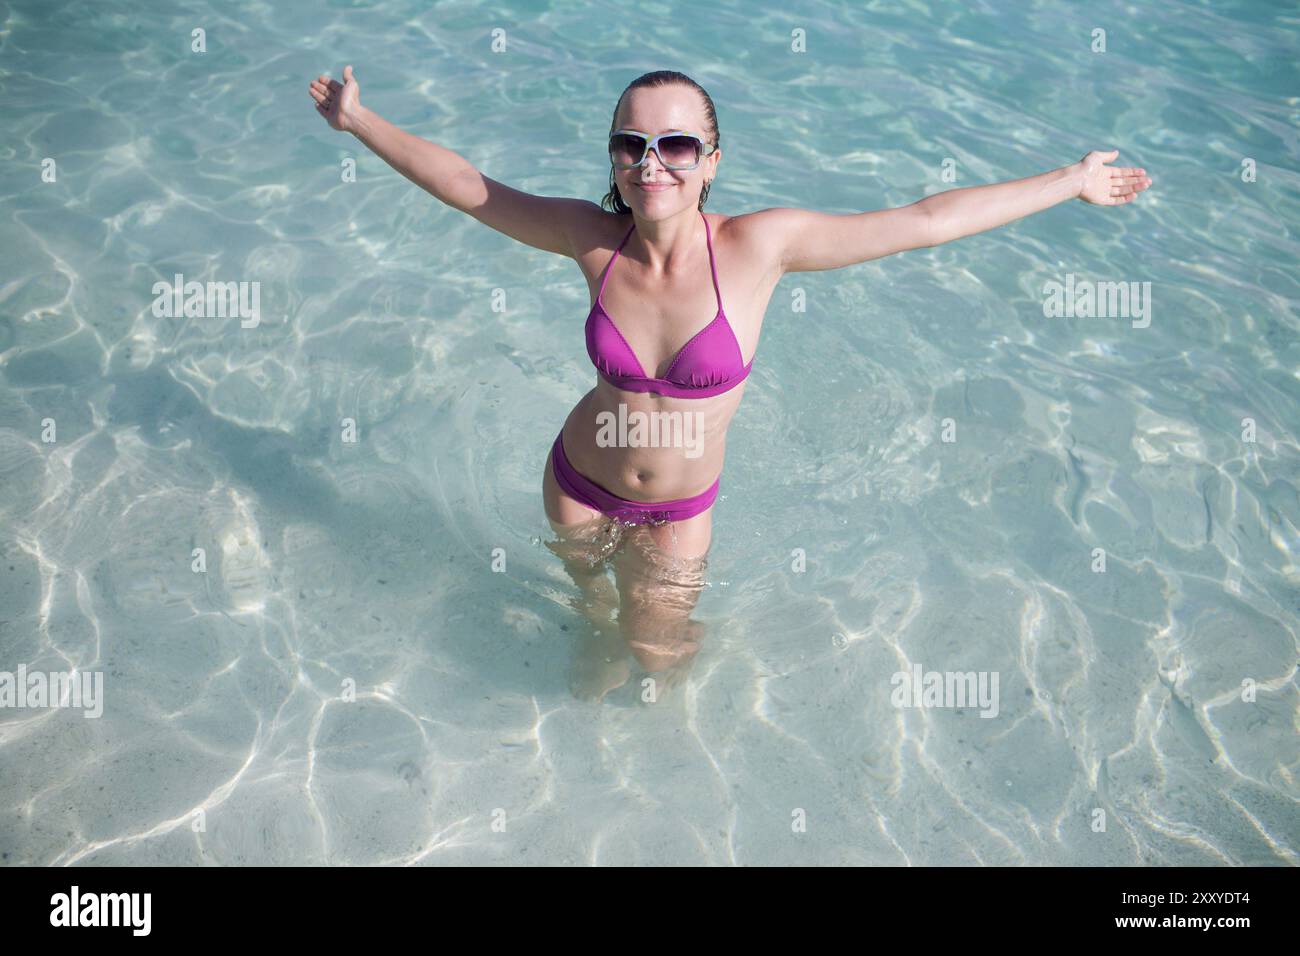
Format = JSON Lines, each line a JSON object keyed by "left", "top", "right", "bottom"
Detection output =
{"left": 585, "top": 211, "right": 753, "bottom": 399}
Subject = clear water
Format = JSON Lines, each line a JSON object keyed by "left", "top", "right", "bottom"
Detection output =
{"left": 1, "top": 0, "right": 1297, "bottom": 865}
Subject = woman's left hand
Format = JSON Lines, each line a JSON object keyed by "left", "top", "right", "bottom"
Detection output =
{"left": 1077, "top": 149, "right": 1152, "bottom": 205}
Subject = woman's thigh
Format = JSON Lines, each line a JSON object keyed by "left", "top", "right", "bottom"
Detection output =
{"left": 543, "top": 441, "right": 600, "bottom": 528}
{"left": 617, "top": 506, "right": 712, "bottom": 565}
{"left": 541, "top": 442, "right": 624, "bottom": 575}
{"left": 608, "top": 510, "right": 711, "bottom": 666}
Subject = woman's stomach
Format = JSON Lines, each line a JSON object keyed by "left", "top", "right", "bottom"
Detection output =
{"left": 560, "top": 382, "right": 745, "bottom": 501}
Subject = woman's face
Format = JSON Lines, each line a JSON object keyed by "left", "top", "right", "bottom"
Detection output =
{"left": 613, "top": 85, "right": 719, "bottom": 215}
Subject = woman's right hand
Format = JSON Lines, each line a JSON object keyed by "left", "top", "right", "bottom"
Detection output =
{"left": 309, "top": 64, "right": 361, "bottom": 133}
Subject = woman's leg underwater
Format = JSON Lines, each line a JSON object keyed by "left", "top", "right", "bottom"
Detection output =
{"left": 610, "top": 508, "right": 712, "bottom": 691}
{"left": 542, "top": 445, "right": 630, "bottom": 699}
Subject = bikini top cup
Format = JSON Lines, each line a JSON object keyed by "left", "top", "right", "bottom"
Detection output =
{"left": 585, "top": 211, "right": 753, "bottom": 399}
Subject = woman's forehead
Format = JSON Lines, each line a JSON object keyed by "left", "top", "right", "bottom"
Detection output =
{"left": 618, "top": 88, "right": 702, "bottom": 131}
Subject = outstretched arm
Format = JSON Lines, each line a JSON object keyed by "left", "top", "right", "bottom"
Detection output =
{"left": 920, "top": 149, "right": 1149, "bottom": 242}
{"left": 762, "top": 150, "right": 1152, "bottom": 274}
{"left": 308, "top": 65, "right": 601, "bottom": 258}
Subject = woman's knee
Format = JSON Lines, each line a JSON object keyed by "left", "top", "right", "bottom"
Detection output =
{"left": 618, "top": 609, "right": 702, "bottom": 671}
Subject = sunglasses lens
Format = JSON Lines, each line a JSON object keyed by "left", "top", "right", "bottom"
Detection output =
{"left": 609, "top": 133, "right": 646, "bottom": 168}
{"left": 659, "top": 135, "right": 701, "bottom": 168}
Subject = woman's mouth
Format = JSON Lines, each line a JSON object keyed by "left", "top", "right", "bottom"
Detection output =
{"left": 637, "top": 182, "right": 675, "bottom": 191}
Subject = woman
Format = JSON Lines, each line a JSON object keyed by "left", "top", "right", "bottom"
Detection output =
{"left": 309, "top": 67, "right": 1151, "bottom": 697}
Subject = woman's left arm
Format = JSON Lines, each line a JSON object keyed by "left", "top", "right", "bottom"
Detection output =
{"left": 923, "top": 149, "right": 1150, "bottom": 245}
{"left": 766, "top": 150, "right": 1152, "bottom": 274}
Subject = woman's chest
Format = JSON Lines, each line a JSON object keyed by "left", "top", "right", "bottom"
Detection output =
{"left": 580, "top": 222, "right": 782, "bottom": 367}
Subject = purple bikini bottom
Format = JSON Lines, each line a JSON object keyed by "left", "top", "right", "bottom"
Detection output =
{"left": 549, "top": 431, "right": 719, "bottom": 525}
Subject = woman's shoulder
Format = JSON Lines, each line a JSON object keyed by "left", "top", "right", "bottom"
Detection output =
{"left": 712, "top": 208, "right": 783, "bottom": 271}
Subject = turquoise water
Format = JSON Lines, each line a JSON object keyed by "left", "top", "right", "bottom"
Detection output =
{"left": 1, "top": 0, "right": 1297, "bottom": 865}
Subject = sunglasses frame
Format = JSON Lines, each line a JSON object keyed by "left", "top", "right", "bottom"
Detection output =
{"left": 608, "top": 128, "right": 717, "bottom": 171}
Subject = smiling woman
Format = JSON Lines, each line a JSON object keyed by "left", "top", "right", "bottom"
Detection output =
{"left": 2, "top": 0, "right": 1291, "bottom": 873}
{"left": 308, "top": 63, "right": 1150, "bottom": 700}
{"left": 600, "top": 72, "right": 720, "bottom": 215}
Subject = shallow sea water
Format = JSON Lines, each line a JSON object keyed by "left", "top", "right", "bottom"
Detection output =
{"left": 0, "top": 0, "right": 1297, "bottom": 865}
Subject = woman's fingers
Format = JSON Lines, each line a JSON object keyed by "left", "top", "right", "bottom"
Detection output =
{"left": 309, "top": 77, "right": 340, "bottom": 109}
{"left": 309, "top": 72, "right": 346, "bottom": 93}
{"left": 309, "top": 68, "right": 357, "bottom": 129}
{"left": 1108, "top": 166, "right": 1150, "bottom": 186}
{"left": 1103, "top": 169, "right": 1151, "bottom": 188}
{"left": 1109, "top": 176, "right": 1152, "bottom": 194}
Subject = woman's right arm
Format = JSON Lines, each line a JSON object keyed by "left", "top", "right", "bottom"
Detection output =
{"left": 309, "top": 65, "right": 601, "bottom": 258}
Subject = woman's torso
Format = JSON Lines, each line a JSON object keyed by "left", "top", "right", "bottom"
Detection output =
{"left": 562, "top": 210, "right": 784, "bottom": 502}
